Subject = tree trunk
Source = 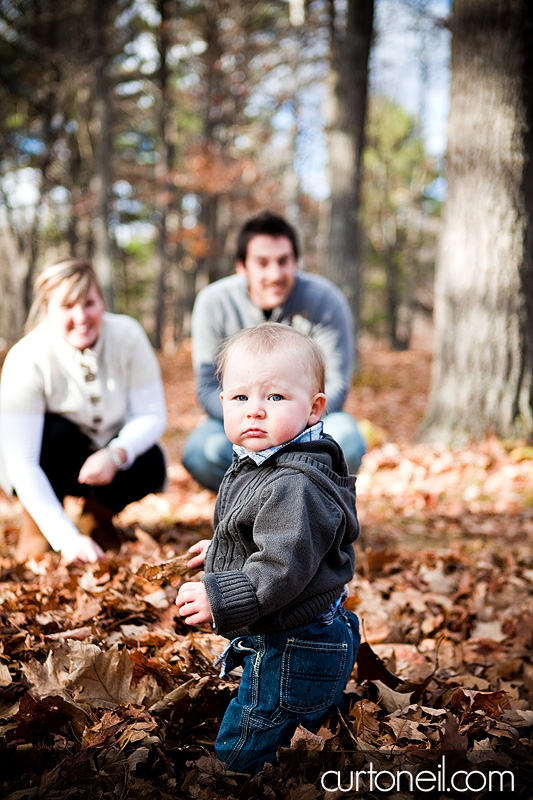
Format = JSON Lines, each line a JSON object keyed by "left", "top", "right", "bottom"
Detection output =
{"left": 90, "top": 0, "right": 114, "bottom": 309}
{"left": 174, "top": 255, "right": 198, "bottom": 342}
{"left": 326, "top": 0, "right": 374, "bottom": 364}
{"left": 0, "top": 208, "right": 28, "bottom": 343}
{"left": 421, "top": 0, "right": 533, "bottom": 445}
{"left": 153, "top": 0, "right": 174, "bottom": 351}
{"left": 197, "top": 1, "right": 223, "bottom": 288}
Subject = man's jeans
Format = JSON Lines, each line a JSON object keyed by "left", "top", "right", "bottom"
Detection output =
{"left": 215, "top": 607, "right": 360, "bottom": 775}
{"left": 182, "top": 413, "right": 366, "bottom": 492}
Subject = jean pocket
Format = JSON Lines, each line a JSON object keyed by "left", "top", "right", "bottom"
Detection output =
{"left": 280, "top": 637, "right": 348, "bottom": 714}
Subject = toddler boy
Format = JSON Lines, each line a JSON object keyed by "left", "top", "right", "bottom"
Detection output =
{"left": 176, "top": 322, "right": 360, "bottom": 774}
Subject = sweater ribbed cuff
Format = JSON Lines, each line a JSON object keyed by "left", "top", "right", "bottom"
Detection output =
{"left": 203, "top": 571, "right": 259, "bottom": 635}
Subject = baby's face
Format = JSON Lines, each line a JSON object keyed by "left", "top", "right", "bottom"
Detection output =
{"left": 220, "top": 345, "right": 326, "bottom": 452}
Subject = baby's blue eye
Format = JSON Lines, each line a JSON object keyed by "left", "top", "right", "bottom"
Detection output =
{"left": 235, "top": 395, "right": 248, "bottom": 401}
{"left": 269, "top": 394, "right": 283, "bottom": 401}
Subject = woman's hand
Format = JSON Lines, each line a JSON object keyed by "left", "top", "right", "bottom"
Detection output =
{"left": 78, "top": 448, "right": 123, "bottom": 486}
{"left": 176, "top": 581, "right": 213, "bottom": 625}
{"left": 61, "top": 534, "right": 105, "bottom": 565}
{"left": 186, "top": 539, "right": 211, "bottom": 569}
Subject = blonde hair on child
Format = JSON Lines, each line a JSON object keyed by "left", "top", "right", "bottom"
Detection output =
{"left": 216, "top": 322, "right": 326, "bottom": 395}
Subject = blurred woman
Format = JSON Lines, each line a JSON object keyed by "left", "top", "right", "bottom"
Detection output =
{"left": 0, "top": 258, "right": 167, "bottom": 563}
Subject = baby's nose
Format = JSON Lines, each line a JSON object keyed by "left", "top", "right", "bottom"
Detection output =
{"left": 247, "top": 403, "right": 266, "bottom": 418}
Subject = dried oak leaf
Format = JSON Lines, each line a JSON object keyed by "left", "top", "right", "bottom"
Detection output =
{"left": 137, "top": 552, "right": 193, "bottom": 583}
{"left": 444, "top": 687, "right": 510, "bottom": 716}
{"left": 290, "top": 725, "right": 326, "bottom": 752}
{"left": 0, "top": 663, "right": 12, "bottom": 687}
{"left": 21, "top": 647, "right": 85, "bottom": 712}
{"left": 149, "top": 679, "right": 196, "bottom": 714}
{"left": 129, "top": 648, "right": 188, "bottom": 691}
{"left": 373, "top": 679, "right": 413, "bottom": 712}
{"left": 82, "top": 705, "right": 159, "bottom": 750}
{"left": 381, "top": 715, "right": 428, "bottom": 744}
{"left": 23, "top": 641, "right": 158, "bottom": 711}
{"left": 439, "top": 711, "right": 468, "bottom": 750}
{"left": 71, "top": 591, "right": 103, "bottom": 627}
{"left": 356, "top": 641, "right": 401, "bottom": 689}
{"left": 350, "top": 699, "right": 381, "bottom": 738}
{"left": 45, "top": 626, "right": 93, "bottom": 642}
{"left": 6, "top": 692, "right": 89, "bottom": 743}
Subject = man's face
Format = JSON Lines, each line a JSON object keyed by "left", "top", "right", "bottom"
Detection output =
{"left": 236, "top": 234, "right": 298, "bottom": 310}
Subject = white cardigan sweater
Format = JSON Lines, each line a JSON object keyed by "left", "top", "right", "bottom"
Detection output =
{"left": 0, "top": 313, "right": 166, "bottom": 551}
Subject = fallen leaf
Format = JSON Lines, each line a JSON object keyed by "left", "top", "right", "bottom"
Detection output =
{"left": 356, "top": 641, "right": 401, "bottom": 688}
{"left": 149, "top": 679, "right": 195, "bottom": 713}
{"left": 137, "top": 552, "right": 193, "bottom": 582}
{"left": 372, "top": 680, "right": 413, "bottom": 712}
{"left": 290, "top": 725, "right": 325, "bottom": 751}
{"left": 0, "top": 664, "right": 12, "bottom": 686}
{"left": 382, "top": 715, "right": 428, "bottom": 743}
{"left": 45, "top": 626, "right": 93, "bottom": 641}
{"left": 440, "top": 711, "right": 468, "bottom": 750}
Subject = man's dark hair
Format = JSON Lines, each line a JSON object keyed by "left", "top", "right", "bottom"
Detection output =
{"left": 236, "top": 211, "right": 300, "bottom": 264}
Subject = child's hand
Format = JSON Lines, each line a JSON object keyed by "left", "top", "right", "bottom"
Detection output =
{"left": 187, "top": 539, "right": 211, "bottom": 569}
{"left": 176, "top": 581, "right": 213, "bottom": 626}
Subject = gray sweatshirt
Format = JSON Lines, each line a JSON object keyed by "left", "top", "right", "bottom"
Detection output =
{"left": 191, "top": 272, "right": 355, "bottom": 419}
{"left": 203, "top": 436, "right": 359, "bottom": 639}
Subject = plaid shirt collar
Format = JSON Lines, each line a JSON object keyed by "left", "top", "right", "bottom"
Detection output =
{"left": 233, "top": 421, "right": 324, "bottom": 466}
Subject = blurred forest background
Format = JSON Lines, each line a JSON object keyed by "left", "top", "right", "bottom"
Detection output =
{"left": 0, "top": 0, "right": 446, "bottom": 345}
{"left": 1, "top": 6, "right": 533, "bottom": 791}
{"left": 0, "top": 0, "right": 532, "bottom": 446}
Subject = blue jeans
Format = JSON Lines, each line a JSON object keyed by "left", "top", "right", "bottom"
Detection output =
{"left": 215, "top": 608, "right": 360, "bottom": 775}
{"left": 182, "top": 413, "right": 366, "bottom": 492}
{"left": 182, "top": 418, "right": 234, "bottom": 492}
{"left": 322, "top": 412, "right": 366, "bottom": 474}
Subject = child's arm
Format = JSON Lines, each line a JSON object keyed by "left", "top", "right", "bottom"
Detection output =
{"left": 176, "top": 581, "right": 213, "bottom": 625}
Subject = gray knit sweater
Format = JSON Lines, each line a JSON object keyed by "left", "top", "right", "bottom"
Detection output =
{"left": 202, "top": 435, "right": 359, "bottom": 638}
{"left": 191, "top": 272, "right": 355, "bottom": 419}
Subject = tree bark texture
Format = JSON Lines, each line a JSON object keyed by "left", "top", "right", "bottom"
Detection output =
{"left": 153, "top": 0, "right": 173, "bottom": 351}
{"left": 422, "top": 0, "right": 533, "bottom": 445}
{"left": 326, "top": 0, "right": 374, "bottom": 355}
{"left": 90, "top": 0, "right": 114, "bottom": 309}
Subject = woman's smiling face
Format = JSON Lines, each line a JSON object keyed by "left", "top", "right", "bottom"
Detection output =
{"left": 45, "top": 282, "right": 104, "bottom": 350}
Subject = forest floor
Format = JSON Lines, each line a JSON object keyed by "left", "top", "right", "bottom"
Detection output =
{"left": 0, "top": 331, "right": 532, "bottom": 798}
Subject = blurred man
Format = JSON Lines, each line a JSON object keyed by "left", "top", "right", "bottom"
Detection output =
{"left": 182, "top": 211, "right": 366, "bottom": 491}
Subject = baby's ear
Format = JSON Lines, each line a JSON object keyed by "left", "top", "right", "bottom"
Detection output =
{"left": 309, "top": 392, "right": 327, "bottom": 424}
{"left": 219, "top": 392, "right": 224, "bottom": 404}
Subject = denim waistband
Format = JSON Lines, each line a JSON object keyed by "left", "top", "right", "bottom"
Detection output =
{"left": 314, "top": 586, "right": 349, "bottom": 625}
{"left": 215, "top": 587, "right": 350, "bottom": 678}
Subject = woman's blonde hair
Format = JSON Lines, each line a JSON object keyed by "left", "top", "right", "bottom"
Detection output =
{"left": 26, "top": 258, "right": 104, "bottom": 331}
{"left": 216, "top": 322, "right": 326, "bottom": 394}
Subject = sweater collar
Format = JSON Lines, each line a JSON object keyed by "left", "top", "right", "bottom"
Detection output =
{"left": 233, "top": 421, "right": 324, "bottom": 466}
